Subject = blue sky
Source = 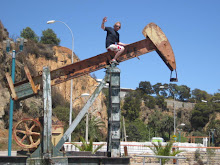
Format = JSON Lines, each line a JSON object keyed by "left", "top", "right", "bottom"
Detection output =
{"left": 1, "top": 0, "right": 220, "bottom": 94}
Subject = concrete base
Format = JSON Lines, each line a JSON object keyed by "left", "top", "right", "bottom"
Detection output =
{"left": 0, "top": 156, "right": 130, "bottom": 165}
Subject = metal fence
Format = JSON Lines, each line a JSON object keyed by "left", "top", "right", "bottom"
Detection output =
{"left": 64, "top": 142, "right": 220, "bottom": 164}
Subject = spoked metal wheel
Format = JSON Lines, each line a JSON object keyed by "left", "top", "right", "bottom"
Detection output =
{"left": 13, "top": 118, "right": 42, "bottom": 149}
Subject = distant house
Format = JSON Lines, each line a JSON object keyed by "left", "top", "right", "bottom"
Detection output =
{"left": 96, "top": 79, "right": 134, "bottom": 99}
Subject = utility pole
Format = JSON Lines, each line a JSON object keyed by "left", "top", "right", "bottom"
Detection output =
{"left": 85, "top": 113, "right": 89, "bottom": 142}
{"left": 123, "top": 116, "right": 127, "bottom": 142}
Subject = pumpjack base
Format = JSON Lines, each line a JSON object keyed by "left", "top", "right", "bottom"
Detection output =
{"left": 0, "top": 155, "right": 130, "bottom": 165}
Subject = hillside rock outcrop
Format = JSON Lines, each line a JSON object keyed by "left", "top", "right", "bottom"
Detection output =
{"left": 0, "top": 22, "right": 107, "bottom": 135}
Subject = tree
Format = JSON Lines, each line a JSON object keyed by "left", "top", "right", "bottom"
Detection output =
{"left": 211, "top": 93, "right": 220, "bottom": 112}
{"left": 176, "top": 85, "right": 191, "bottom": 101}
{"left": 40, "top": 28, "right": 60, "bottom": 45}
{"left": 192, "top": 88, "right": 211, "bottom": 102}
{"left": 88, "top": 116, "right": 105, "bottom": 141}
{"left": 168, "top": 83, "right": 178, "bottom": 98}
{"left": 160, "top": 115, "right": 174, "bottom": 140}
{"left": 207, "top": 119, "right": 220, "bottom": 146}
{"left": 20, "top": 27, "right": 38, "bottom": 42}
{"left": 159, "top": 83, "right": 169, "bottom": 97}
{"left": 126, "top": 119, "right": 148, "bottom": 141}
{"left": 143, "top": 94, "right": 156, "bottom": 109}
{"left": 122, "top": 91, "right": 141, "bottom": 121}
{"left": 155, "top": 95, "right": 167, "bottom": 111}
{"left": 191, "top": 103, "right": 211, "bottom": 130}
{"left": 138, "top": 81, "right": 154, "bottom": 95}
{"left": 53, "top": 105, "right": 86, "bottom": 141}
{"left": 153, "top": 83, "right": 162, "bottom": 95}
{"left": 148, "top": 110, "right": 163, "bottom": 137}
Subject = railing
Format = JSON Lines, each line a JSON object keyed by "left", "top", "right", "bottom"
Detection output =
{"left": 63, "top": 142, "right": 220, "bottom": 164}
{"left": 64, "top": 142, "right": 220, "bottom": 154}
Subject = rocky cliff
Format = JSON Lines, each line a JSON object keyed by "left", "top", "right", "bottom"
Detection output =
{"left": 0, "top": 22, "right": 107, "bottom": 135}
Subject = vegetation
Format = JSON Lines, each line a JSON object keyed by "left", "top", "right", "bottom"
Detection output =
{"left": 122, "top": 91, "right": 141, "bottom": 121}
{"left": 72, "top": 136, "right": 104, "bottom": 154}
{"left": 149, "top": 141, "right": 183, "bottom": 165}
{"left": 40, "top": 28, "right": 60, "bottom": 45}
{"left": 53, "top": 105, "right": 105, "bottom": 141}
{"left": 20, "top": 27, "right": 38, "bottom": 42}
{"left": 191, "top": 103, "right": 211, "bottom": 130}
{"left": 119, "top": 80, "right": 220, "bottom": 146}
{"left": 125, "top": 119, "right": 148, "bottom": 141}
{"left": 6, "top": 24, "right": 220, "bottom": 146}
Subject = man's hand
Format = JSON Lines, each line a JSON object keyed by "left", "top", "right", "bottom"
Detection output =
{"left": 103, "top": 17, "right": 107, "bottom": 23}
{"left": 101, "top": 17, "right": 107, "bottom": 30}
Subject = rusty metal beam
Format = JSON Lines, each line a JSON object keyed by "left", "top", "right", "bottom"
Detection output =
{"left": 8, "top": 22, "right": 177, "bottom": 100}
{"left": 24, "top": 66, "right": 38, "bottom": 94}
{"left": 142, "top": 23, "right": 176, "bottom": 71}
{"left": 14, "top": 38, "right": 156, "bottom": 89}
{"left": 5, "top": 73, "right": 18, "bottom": 100}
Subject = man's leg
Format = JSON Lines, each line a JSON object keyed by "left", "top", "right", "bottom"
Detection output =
{"left": 113, "top": 46, "right": 125, "bottom": 60}
{"left": 107, "top": 44, "right": 125, "bottom": 64}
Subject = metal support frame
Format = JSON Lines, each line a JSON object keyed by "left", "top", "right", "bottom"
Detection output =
{"left": 27, "top": 67, "right": 68, "bottom": 164}
{"left": 42, "top": 67, "right": 52, "bottom": 159}
{"left": 106, "top": 63, "right": 121, "bottom": 157}
{"left": 56, "top": 75, "right": 107, "bottom": 150}
{"left": 26, "top": 65, "right": 120, "bottom": 164}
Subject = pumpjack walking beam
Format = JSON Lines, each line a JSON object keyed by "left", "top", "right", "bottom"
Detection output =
{"left": 6, "top": 23, "right": 177, "bottom": 101}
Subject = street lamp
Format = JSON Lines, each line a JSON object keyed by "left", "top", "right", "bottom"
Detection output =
{"left": 159, "top": 85, "right": 176, "bottom": 135}
{"left": 3, "top": 38, "right": 26, "bottom": 156}
{"left": 69, "top": 93, "right": 90, "bottom": 142}
{"left": 177, "top": 123, "right": 185, "bottom": 142}
{"left": 47, "top": 20, "right": 75, "bottom": 141}
{"left": 210, "top": 129, "right": 215, "bottom": 146}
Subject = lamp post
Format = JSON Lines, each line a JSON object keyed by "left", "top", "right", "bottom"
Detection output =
{"left": 3, "top": 38, "right": 26, "bottom": 156}
{"left": 160, "top": 86, "right": 176, "bottom": 135}
{"left": 177, "top": 123, "right": 185, "bottom": 142}
{"left": 210, "top": 129, "right": 215, "bottom": 146}
{"left": 47, "top": 20, "right": 75, "bottom": 141}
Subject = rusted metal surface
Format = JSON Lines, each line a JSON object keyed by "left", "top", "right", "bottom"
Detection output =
{"left": 24, "top": 66, "right": 37, "bottom": 94}
{"left": 42, "top": 66, "right": 53, "bottom": 158}
{"left": 12, "top": 118, "right": 42, "bottom": 149}
{"left": 142, "top": 22, "right": 176, "bottom": 71}
{"left": 7, "top": 22, "right": 177, "bottom": 100}
{"left": 5, "top": 72, "right": 18, "bottom": 100}
{"left": 14, "top": 38, "right": 156, "bottom": 88}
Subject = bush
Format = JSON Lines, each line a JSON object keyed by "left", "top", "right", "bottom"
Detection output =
{"left": 143, "top": 94, "right": 156, "bottom": 109}
{"left": 40, "top": 28, "right": 60, "bottom": 45}
{"left": 20, "top": 27, "right": 38, "bottom": 42}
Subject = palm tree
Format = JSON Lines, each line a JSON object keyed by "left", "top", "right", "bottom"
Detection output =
{"left": 149, "top": 141, "right": 183, "bottom": 165}
{"left": 88, "top": 116, "right": 105, "bottom": 141}
{"left": 72, "top": 136, "right": 104, "bottom": 154}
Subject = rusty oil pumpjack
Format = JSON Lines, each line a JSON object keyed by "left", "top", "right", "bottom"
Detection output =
{"left": 5, "top": 23, "right": 177, "bottom": 164}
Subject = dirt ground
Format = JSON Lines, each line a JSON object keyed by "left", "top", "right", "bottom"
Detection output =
{"left": 0, "top": 129, "right": 22, "bottom": 151}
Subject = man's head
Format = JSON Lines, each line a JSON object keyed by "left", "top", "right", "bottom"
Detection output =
{"left": 114, "top": 22, "right": 121, "bottom": 31}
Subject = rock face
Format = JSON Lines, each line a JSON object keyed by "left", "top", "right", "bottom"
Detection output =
{"left": 27, "top": 46, "right": 108, "bottom": 125}
{"left": 0, "top": 22, "right": 107, "bottom": 134}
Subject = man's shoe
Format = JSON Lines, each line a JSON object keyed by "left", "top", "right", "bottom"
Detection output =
{"left": 110, "top": 59, "right": 119, "bottom": 65}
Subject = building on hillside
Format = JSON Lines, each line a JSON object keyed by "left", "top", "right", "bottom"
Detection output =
{"left": 96, "top": 79, "right": 134, "bottom": 99}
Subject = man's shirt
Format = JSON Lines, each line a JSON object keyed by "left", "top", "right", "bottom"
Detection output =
{"left": 105, "top": 27, "right": 120, "bottom": 48}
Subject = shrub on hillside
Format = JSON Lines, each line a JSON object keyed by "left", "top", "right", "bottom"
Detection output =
{"left": 40, "top": 28, "right": 60, "bottom": 45}
{"left": 20, "top": 27, "right": 38, "bottom": 43}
